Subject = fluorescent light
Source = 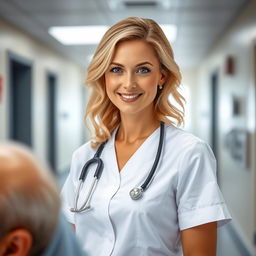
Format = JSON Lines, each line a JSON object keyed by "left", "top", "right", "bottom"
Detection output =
{"left": 160, "top": 24, "right": 177, "bottom": 42}
{"left": 48, "top": 24, "right": 177, "bottom": 45}
{"left": 48, "top": 26, "right": 109, "bottom": 45}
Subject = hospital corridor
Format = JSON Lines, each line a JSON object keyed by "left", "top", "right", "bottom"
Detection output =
{"left": 0, "top": 0, "right": 256, "bottom": 255}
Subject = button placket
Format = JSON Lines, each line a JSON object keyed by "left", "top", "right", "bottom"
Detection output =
{"left": 104, "top": 142, "right": 121, "bottom": 255}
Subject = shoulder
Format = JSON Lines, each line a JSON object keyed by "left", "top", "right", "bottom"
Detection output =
{"left": 164, "top": 124, "right": 215, "bottom": 163}
{"left": 165, "top": 124, "right": 207, "bottom": 150}
{"left": 71, "top": 141, "right": 96, "bottom": 163}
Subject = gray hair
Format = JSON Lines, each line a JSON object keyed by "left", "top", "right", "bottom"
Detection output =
{"left": 0, "top": 143, "right": 61, "bottom": 256}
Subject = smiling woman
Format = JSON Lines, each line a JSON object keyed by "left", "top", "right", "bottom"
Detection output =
{"left": 105, "top": 40, "right": 165, "bottom": 119}
{"left": 85, "top": 17, "right": 184, "bottom": 146}
{"left": 61, "top": 17, "right": 231, "bottom": 256}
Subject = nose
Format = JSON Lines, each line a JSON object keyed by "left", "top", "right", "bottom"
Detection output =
{"left": 123, "top": 72, "right": 137, "bottom": 90}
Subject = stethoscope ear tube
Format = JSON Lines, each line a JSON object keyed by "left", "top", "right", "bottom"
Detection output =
{"left": 70, "top": 179, "right": 84, "bottom": 212}
{"left": 71, "top": 144, "right": 106, "bottom": 213}
{"left": 70, "top": 177, "right": 99, "bottom": 212}
{"left": 71, "top": 122, "right": 165, "bottom": 213}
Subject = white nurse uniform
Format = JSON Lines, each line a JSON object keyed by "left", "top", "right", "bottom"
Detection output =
{"left": 61, "top": 123, "right": 231, "bottom": 256}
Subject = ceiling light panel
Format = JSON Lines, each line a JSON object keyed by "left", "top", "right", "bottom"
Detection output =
{"left": 48, "top": 26, "right": 109, "bottom": 45}
{"left": 49, "top": 24, "right": 177, "bottom": 45}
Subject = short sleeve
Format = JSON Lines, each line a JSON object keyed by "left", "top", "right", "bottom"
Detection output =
{"left": 176, "top": 141, "right": 231, "bottom": 230}
{"left": 61, "top": 152, "right": 77, "bottom": 224}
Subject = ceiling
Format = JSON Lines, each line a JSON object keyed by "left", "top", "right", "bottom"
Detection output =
{"left": 0, "top": 0, "right": 250, "bottom": 69}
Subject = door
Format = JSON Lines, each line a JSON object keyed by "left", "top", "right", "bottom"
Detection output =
{"left": 211, "top": 71, "right": 219, "bottom": 159}
{"left": 8, "top": 52, "right": 32, "bottom": 147}
{"left": 47, "top": 72, "right": 57, "bottom": 172}
{"left": 211, "top": 71, "right": 219, "bottom": 181}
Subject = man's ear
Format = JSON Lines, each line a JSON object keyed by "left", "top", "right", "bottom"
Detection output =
{"left": 0, "top": 229, "right": 32, "bottom": 256}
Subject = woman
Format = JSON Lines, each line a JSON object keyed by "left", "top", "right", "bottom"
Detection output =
{"left": 61, "top": 17, "right": 231, "bottom": 256}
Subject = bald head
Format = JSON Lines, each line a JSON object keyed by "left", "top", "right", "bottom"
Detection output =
{"left": 0, "top": 143, "right": 56, "bottom": 196}
{"left": 0, "top": 143, "right": 60, "bottom": 256}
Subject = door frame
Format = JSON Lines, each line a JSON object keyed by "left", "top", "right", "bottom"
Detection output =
{"left": 46, "top": 70, "right": 58, "bottom": 173}
{"left": 8, "top": 51, "right": 33, "bottom": 146}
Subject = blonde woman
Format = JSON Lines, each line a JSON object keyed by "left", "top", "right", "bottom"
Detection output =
{"left": 61, "top": 17, "right": 231, "bottom": 256}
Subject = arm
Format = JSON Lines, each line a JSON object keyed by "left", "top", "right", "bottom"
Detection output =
{"left": 181, "top": 221, "right": 217, "bottom": 256}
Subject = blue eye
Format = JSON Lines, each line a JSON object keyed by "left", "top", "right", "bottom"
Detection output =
{"left": 110, "top": 67, "right": 122, "bottom": 73}
{"left": 137, "top": 67, "right": 151, "bottom": 73}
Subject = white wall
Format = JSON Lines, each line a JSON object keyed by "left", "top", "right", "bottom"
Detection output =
{"left": 195, "top": 1, "right": 256, "bottom": 253}
{"left": 180, "top": 67, "right": 198, "bottom": 134}
{"left": 0, "top": 18, "right": 86, "bottom": 172}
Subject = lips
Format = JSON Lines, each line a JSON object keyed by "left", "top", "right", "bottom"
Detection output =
{"left": 117, "top": 93, "right": 142, "bottom": 102}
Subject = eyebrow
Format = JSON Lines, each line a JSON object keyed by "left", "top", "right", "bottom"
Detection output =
{"left": 110, "top": 61, "right": 154, "bottom": 67}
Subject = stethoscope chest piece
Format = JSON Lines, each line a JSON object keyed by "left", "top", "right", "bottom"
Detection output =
{"left": 70, "top": 122, "right": 164, "bottom": 213}
{"left": 130, "top": 187, "right": 143, "bottom": 200}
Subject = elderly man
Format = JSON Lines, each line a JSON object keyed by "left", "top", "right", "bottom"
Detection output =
{"left": 0, "top": 143, "right": 85, "bottom": 256}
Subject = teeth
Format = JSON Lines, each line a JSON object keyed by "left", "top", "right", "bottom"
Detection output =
{"left": 121, "top": 94, "right": 140, "bottom": 99}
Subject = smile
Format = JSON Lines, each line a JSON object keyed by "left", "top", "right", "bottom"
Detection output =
{"left": 117, "top": 93, "right": 142, "bottom": 102}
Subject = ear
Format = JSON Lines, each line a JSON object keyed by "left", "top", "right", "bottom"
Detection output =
{"left": 159, "top": 68, "right": 167, "bottom": 87}
{"left": 0, "top": 229, "right": 32, "bottom": 256}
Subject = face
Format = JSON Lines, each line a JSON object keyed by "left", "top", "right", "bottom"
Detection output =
{"left": 104, "top": 39, "right": 166, "bottom": 117}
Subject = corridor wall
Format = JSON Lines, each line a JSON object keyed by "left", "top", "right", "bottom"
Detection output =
{"left": 195, "top": 1, "right": 256, "bottom": 254}
{"left": 0, "top": 18, "right": 86, "bottom": 173}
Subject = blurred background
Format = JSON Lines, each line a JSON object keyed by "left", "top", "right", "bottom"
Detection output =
{"left": 0, "top": 0, "right": 255, "bottom": 255}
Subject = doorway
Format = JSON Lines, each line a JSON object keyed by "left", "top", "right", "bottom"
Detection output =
{"left": 253, "top": 44, "right": 256, "bottom": 248}
{"left": 47, "top": 72, "right": 57, "bottom": 173}
{"left": 211, "top": 71, "right": 219, "bottom": 158}
{"left": 8, "top": 52, "right": 33, "bottom": 147}
{"left": 211, "top": 71, "right": 219, "bottom": 181}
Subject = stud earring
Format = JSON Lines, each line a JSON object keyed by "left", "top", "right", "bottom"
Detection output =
{"left": 158, "top": 85, "right": 163, "bottom": 90}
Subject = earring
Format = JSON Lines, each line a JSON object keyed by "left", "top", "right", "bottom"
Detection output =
{"left": 158, "top": 85, "right": 163, "bottom": 90}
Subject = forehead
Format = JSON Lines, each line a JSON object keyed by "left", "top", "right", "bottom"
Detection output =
{"left": 112, "top": 40, "right": 159, "bottom": 64}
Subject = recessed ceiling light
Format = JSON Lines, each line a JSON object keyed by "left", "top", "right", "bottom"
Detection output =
{"left": 48, "top": 26, "right": 109, "bottom": 45}
{"left": 48, "top": 24, "right": 177, "bottom": 45}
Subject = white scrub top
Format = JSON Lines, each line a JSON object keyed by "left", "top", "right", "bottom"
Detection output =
{"left": 61, "top": 124, "right": 231, "bottom": 256}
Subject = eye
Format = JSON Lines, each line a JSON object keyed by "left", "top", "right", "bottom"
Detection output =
{"left": 110, "top": 67, "right": 123, "bottom": 73}
{"left": 137, "top": 67, "right": 151, "bottom": 74}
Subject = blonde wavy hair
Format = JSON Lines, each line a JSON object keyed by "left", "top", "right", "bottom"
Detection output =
{"left": 85, "top": 17, "right": 185, "bottom": 148}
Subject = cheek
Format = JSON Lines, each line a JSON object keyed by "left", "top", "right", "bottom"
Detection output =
{"left": 105, "top": 75, "right": 114, "bottom": 95}
{"left": 142, "top": 74, "right": 160, "bottom": 86}
{"left": 105, "top": 77, "right": 119, "bottom": 105}
{"left": 105, "top": 75, "right": 118, "bottom": 92}
{"left": 141, "top": 78, "right": 158, "bottom": 93}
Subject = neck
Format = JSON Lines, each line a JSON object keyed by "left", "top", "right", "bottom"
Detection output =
{"left": 116, "top": 108, "right": 160, "bottom": 144}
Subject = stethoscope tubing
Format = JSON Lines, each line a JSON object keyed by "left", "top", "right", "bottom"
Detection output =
{"left": 71, "top": 122, "right": 165, "bottom": 212}
{"left": 140, "top": 122, "right": 164, "bottom": 190}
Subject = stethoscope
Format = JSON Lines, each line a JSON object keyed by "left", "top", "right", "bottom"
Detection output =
{"left": 70, "top": 122, "right": 164, "bottom": 213}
